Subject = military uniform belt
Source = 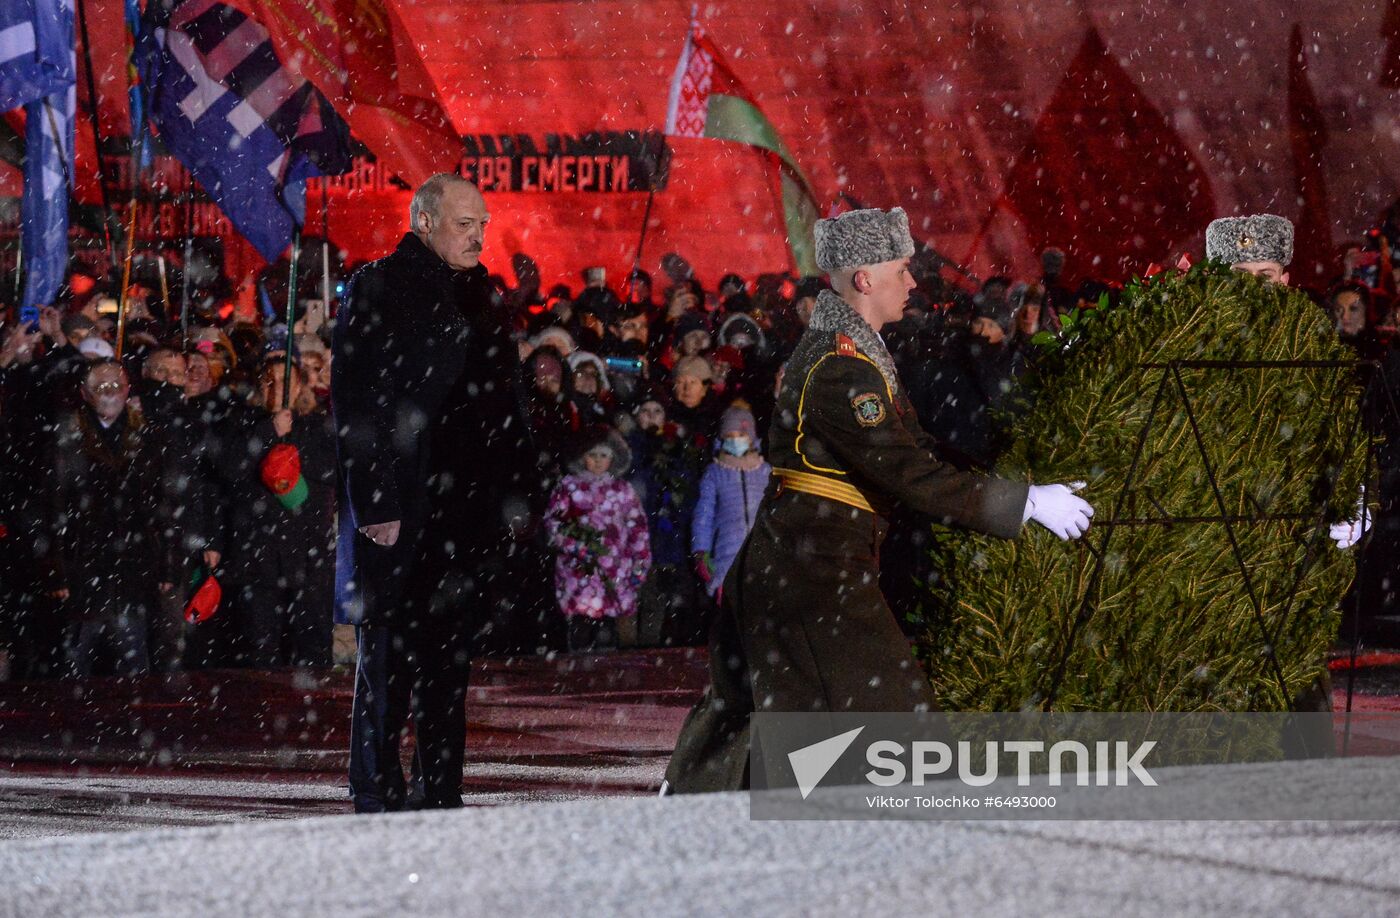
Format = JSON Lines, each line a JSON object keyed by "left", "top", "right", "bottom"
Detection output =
{"left": 772, "top": 468, "right": 875, "bottom": 514}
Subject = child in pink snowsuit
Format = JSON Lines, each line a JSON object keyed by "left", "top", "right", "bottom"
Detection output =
{"left": 545, "top": 429, "right": 652, "bottom": 649}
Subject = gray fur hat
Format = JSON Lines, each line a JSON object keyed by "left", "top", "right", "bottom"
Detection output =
{"left": 814, "top": 207, "right": 916, "bottom": 272}
{"left": 1205, "top": 214, "right": 1294, "bottom": 267}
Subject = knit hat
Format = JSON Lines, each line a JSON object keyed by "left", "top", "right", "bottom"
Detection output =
{"left": 672, "top": 355, "right": 714, "bottom": 383}
{"left": 260, "top": 443, "right": 309, "bottom": 510}
{"left": 718, "top": 403, "right": 758, "bottom": 441}
{"left": 973, "top": 294, "right": 1016, "bottom": 333}
{"left": 814, "top": 207, "right": 916, "bottom": 272}
{"left": 1205, "top": 214, "right": 1294, "bottom": 267}
{"left": 264, "top": 325, "right": 299, "bottom": 360}
{"left": 715, "top": 402, "right": 761, "bottom": 457}
{"left": 77, "top": 337, "right": 115, "bottom": 360}
{"left": 672, "top": 311, "right": 710, "bottom": 341}
{"left": 530, "top": 325, "right": 576, "bottom": 356}
{"left": 709, "top": 345, "right": 745, "bottom": 374}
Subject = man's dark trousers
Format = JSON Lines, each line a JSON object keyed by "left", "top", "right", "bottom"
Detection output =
{"left": 348, "top": 570, "right": 473, "bottom": 813}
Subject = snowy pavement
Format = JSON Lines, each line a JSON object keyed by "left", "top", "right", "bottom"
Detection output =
{"left": 1, "top": 651, "right": 1399, "bottom": 914}
{"left": 0, "top": 650, "right": 705, "bottom": 837}
{"left": 1, "top": 763, "right": 1398, "bottom": 918}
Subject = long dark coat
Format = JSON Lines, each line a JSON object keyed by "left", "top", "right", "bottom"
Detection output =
{"left": 332, "top": 232, "right": 532, "bottom": 627}
{"left": 665, "top": 301, "right": 1029, "bottom": 793}
{"left": 44, "top": 407, "right": 170, "bottom": 623}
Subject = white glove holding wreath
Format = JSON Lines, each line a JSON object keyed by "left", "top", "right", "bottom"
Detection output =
{"left": 1023, "top": 481, "right": 1095, "bottom": 541}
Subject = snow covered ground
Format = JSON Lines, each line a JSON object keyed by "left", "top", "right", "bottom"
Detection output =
{"left": 0, "top": 756, "right": 667, "bottom": 839}
{"left": 2, "top": 757, "right": 1398, "bottom": 917}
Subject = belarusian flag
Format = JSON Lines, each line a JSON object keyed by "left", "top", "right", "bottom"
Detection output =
{"left": 665, "top": 17, "right": 820, "bottom": 275}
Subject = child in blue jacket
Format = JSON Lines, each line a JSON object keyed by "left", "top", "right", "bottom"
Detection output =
{"left": 691, "top": 402, "right": 770, "bottom": 597}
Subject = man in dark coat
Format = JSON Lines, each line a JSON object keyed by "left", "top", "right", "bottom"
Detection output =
{"left": 209, "top": 366, "right": 337, "bottom": 668}
{"left": 662, "top": 208, "right": 1095, "bottom": 793}
{"left": 333, "top": 174, "right": 531, "bottom": 812}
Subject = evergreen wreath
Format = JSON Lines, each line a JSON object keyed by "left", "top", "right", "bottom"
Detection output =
{"left": 916, "top": 264, "right": 1369, "bottom": 712}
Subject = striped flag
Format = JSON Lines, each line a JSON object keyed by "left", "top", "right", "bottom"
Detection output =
{"left": 0, "top": 0, "right": 73, "bottom": 110}
{"left": 125, "top": 0, "right": 153, "bottom": 173}
{"left": 664, "top": 15, "right": 820, "bottom": 275}
{"left": 0, "top": 0, "right": 76, "bottom": 315}
{"left": 133, "top": 0, "right": 352, "bottom": 261}
{"left": 220, "top": 0, "right": 461, "bottom": 188}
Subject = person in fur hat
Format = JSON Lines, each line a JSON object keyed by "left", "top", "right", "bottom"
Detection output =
{"left": 544, "top": 427, "right": 652, "bottom": 651}
{"left": 691, "top": 402, "right": 771, "bottom": 598}
{"left": 1205, "top": 214, "right": 1293, "bottom": 285}
{"left": 662, "top": 206, "right": 1096, "bottom": 794}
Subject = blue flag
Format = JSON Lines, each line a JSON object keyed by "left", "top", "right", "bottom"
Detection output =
{"left": 133, "top": 0, "right": 352, "bottom": 261}
{"left": 0, "top": 0, "right": 74, "bottom": 111}
{"left": 124, "top": 0, "right": 152, "bottom": 174}
{"left": 1, "top": 0, "right": 76, "bottom": 315}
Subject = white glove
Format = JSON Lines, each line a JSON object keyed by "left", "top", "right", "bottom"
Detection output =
{"left": 1330, "top": 500, "right": 1371, "bottom": 550}
{"left": 1023, "top": 481, "right": 1094, "bottom": 540}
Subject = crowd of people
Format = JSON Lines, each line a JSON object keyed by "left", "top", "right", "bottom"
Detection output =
{"left": 1, "top": 200, "right": 1398, "bottom": 680}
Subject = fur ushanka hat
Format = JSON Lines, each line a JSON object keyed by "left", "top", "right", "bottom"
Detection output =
{"left": 1205, "top": 214, "right": 1294, "bottom": 267}
{"left": 814, "top": 207, "right": 916, "bottom": 273}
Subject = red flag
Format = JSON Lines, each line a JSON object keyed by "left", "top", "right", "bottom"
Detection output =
{"left": 1002, "top": 29, "right": 1215, "bottom": 281}
{"left": 1287, "top": 26, "right": 1333, "bottom": 287}
{"left": 1383, "top": 0, "right": 1400, "bottom": 87}
{"left": 222, "top": 0, "right": 460, "bottom": 186}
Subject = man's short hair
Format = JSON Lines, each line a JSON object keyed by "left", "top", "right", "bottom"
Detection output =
{"left": 83, "top": 358, "right": 126, "bottom": 384}
{"left": 61, "top": 312, "right": 97, "bottom": 338}
{"left": 409, "top": 173, "right": 472, "bottom": 229}
{"left": 142, "top": 346, "right": 181, "bottom": 369}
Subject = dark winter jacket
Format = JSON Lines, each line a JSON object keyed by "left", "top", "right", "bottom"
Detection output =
{"left": 139, "top": 383, "right": 219, "bottom": 568}
{"left": 207, "top": 403, "right": 338, "bottom": 584}
{"left": 44, "top": 407, "right": 170, "bottom": 622}
{"left": 910, "top": 330, "right": 1031, "bottom": 470}
{"left": 626, "top": 425, "right": 707, "bottom": 568}
{"left": 332, "top": 232, "right": 533, "bottom": 626}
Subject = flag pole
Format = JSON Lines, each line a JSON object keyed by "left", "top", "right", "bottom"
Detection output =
{"left": 75, "top": 0, "right": 118, "bottom": 264}
{"left": 156, "top": 254, "right": 171, "bottom": 324}
{"left": 282, "top": 229, "right": 302, "bottom": 409}
{"left": 180, "top": 168, "right": 194, "bottom": 348}
{"left": 320, "top": 182, "right": 332, "bottom": 311}
{"left": 115, "top": 199, "right": 137, "bottom": 358}
{"left": 630, "top": 5, "right": 696, "bottom": 302}
{"left": 180, "top": 225, "right": 194, "bottom": 348}
{"left": 627, "top": 186, "right": 657, "bottom": 301}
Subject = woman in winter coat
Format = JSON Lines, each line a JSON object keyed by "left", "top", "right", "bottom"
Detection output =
{"left": 566, "top": 350, "right": 615, "bottom": 427}
{"left": 690, "top": 403, "right": 770, "bottom": 598}
{"left": 46, "top": 361, "right": 172, "bottom": 676}
{"left": 525, "top": 345, "right": 580, "bottom": 470}
{"left": 544, "top": 427, "right": 651, "bottom": 651}
{"left": 625, "top": 393, "right": 710, "bottom": 646}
